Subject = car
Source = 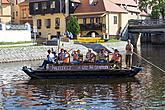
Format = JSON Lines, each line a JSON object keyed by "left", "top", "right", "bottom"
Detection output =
{"left": 43, "top": 38, "right": 59, "bottom": 46}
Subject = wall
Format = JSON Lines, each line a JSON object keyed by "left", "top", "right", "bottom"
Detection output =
{"left": 33, "top": 13, "right": 66, "bottom": 38}
{"left": 0, "top": 23, "right": 31, "bottom": 42}
{"left": 0, "top": 4, "right": 12, "bottom": 23}
{"left": 108, "top": 12, "right": 120, "bottom": 36}
{"left": 12, "top": 5, "right": 20, "bottom": 24}
{"left": 0, "top": 42, "right": 90, "bottom": 63}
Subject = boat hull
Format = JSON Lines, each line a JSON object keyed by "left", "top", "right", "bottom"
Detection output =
{"left": 22, "top": 65, "right": 142, "bottom": 79}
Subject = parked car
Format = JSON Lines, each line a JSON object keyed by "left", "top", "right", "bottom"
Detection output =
{"left": 43, "top": 38, "right": 59, "bottom": 46}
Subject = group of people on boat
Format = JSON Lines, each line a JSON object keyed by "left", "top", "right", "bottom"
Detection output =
{"left": 39, "top": 39, "right": 133, "bottom": 70}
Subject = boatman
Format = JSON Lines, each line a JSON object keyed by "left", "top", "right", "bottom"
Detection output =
{"left": 125, "top": 39, "right": 134, "bottom": 69}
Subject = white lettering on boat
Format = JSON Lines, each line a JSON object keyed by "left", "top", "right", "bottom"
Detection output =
{"left": 49, "top": 65, "right": 109, "bottom": 71}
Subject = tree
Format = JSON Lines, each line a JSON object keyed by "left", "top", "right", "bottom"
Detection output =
{"left": 67, "top": 16, "right": 80, "bottom": 39}
{"left": 139, "top": 0, "right": 165, "bottom": 19}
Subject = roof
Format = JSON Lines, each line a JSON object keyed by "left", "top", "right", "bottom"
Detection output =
{"left": 19, "top": 0, "right": 28, "bottom": 6}
{"left": 103, "top": 0, "right": 127, "bottom": 13}
{"left": 2, "top": 0, "right": 9, "bottom": 4}
{"left": 2, "top": 0, "right": 20, "bottom": 4}
{"left": 127, "top": 6, "right": 140, "bottom": 13}
{"left": 29, "top": 0, "right": 49, "bottom": 3}
{"left": 74, "top": 0, "right": 127, "bottom": 14}
{"left": 140, "top": 11, "right": 148, "bottom": 16}
{"left": 110, "top": 0, "right": 138, "bottom": 6}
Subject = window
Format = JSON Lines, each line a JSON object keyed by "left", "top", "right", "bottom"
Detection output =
{"left": 45, "top": 19, "right": 51, "bottom": 28}
{"left": 37, "top": 19, "right": 42, "bottom": 29}
{"left": 96, "top": 17, "right": 100, "bottom": 24}
{"left": 50, "top": 1, "right": 56, "bottom": 9}
{"left": 12, "top": 12, "right": 15, "bottom": 19}
{"left": 83, "top": 18, "right": 86, "bottom": 24}
{"left": 16, "top": 11, "right": 18, "bottom": 16}
{"left": 55, "top": 18, "right": 60, "bottom": 29}
{"left": 34, "top": 3, "right": 39, "bottom": 10}
{"left": 42, "top": 2, "right": 47, "bottom": 10}
{"left": 90, "top": 18, "right": 94, "bottom": 24}
{"left": 113, "top": 16, "right": 117, "bottom": 24}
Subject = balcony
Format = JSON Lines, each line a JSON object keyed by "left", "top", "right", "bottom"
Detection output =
{"left": 80, "top": 23, "right": 106, "bottom": 31}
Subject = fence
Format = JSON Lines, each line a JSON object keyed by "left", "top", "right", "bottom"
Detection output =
{"left": 0, "top": 23, "right": 31, "bottom": 42}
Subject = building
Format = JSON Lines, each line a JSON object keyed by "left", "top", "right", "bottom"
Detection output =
{"left": 0, "top": 0, "right": 12, "bottom": 23}
{"left": 12, "top": 0, "right": 32, "bottom": 25}
{"left": 73, "top": 0, "right": 139, "bottom": 38}
{"left": 29, "top": 0, "right": 80, "bottom": 39}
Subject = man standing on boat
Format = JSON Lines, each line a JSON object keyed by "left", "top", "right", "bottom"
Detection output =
{"left": 125, "top": 39, "right": 134, "bottom": 69}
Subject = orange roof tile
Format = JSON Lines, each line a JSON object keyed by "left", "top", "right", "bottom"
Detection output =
{"left": 103, "top": 0, "right": 127, "bottom": 13}
{"left": 140, "top": 11, "right": 148, "bottom": 16}
{"left": 2, "top": 0, "right": 9, "bottom": 4}
{"left": 110, "top": 0, "right": 137, "bottom": 6}
{"left": 74, "top": 0, "right": 127, "bottom": 14}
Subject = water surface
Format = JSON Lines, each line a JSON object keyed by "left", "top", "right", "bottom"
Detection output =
{"left": 0, "top": 44, "right": 165, "bottom": 110}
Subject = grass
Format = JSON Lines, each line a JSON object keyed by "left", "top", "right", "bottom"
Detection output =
{"left": 108, "top": 39, "right": 120, "bottom": 42}
{"left": 0, "top": 41, "right": 33, "bottom": 45}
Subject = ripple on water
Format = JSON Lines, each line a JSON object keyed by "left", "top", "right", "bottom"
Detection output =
{"left": 0, "top": 44, "right": 165, "bottom": 110}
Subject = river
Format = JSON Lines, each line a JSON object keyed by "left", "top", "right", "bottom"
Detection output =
{"left": 0, "top": 44, "right": 164, "bottom": 110}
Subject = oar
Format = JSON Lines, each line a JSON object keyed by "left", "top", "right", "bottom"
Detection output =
{"left": 133, "top": 52, "right": 165, "bottom": 73}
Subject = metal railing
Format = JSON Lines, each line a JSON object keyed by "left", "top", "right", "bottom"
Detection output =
{"left": 128, "top": 19, "right": 165, "bottom": 26}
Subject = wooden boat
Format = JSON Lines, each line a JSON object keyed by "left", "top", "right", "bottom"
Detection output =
{"left": 22, "top": 64, "right": 143, "bottom": 79}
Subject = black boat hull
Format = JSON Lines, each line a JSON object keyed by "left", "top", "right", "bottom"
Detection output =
{"left": 22, "top": 66, "right": 142, "bottom": 79}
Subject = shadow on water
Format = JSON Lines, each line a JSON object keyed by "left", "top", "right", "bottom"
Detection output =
{"left": 28, "top": 77, "right": 139, "bottom": 86}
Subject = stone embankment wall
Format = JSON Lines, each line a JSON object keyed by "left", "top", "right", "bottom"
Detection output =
{"left": 0, "top": 43, "right": 89, "bottom": 63}
{"left": 0, "top": 41, "right": 126, "bottom": 63}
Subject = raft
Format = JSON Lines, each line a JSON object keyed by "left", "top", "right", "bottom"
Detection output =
{"left": 22, "top": 64, "right": 142, "bottom": 79}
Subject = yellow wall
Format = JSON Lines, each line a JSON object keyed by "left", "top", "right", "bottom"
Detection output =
{"left": 2, "top": 4, "right": 11, "bottom": 15}
{"left": 19, "top": 3, "right": 32, "bottom": 24}
{"left": 120, "top": 13, "right": 128, "bottom": 33}
{"left": 0, "top": 4, "right": 12, "bottom": 23}
{"left": 0, "top": 17, "right": 11, "bottom": 23}
{"left": 33, "top": 13, "right": 66, "bottom": 38}
{"left": 13, "top": 5, "right": 20, "bottom": 24}
{"left": 109, "top": 13, "right": 119, "bottom": 36}
{"left": 128, "top": 12, "right": 138, "bottom": 20}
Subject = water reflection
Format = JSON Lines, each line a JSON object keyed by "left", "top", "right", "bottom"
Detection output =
{"left": 0, "top": 78, "right": 140, "bottom": 109}
{"left": 0, "top": 44, "right": 164, "bottom": 109}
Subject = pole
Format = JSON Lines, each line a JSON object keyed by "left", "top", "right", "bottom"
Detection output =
{"left": 133, "top": 52, "right": 165, "bottom": 73}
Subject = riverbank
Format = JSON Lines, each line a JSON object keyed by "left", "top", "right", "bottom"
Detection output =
{"left": 0, "top": 41, "right": 126, "bottom": 63}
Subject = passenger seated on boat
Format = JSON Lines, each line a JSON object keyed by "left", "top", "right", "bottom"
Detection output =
{"left": 63, "top": 50, "right": 70, "bottom": 64}
{"left": 51, "top": 48, "right": 57, "bottom": 63}
{"left": 90, "top": 53, "right": 96, "bottom": 63}
{"left": 96, "top": 49, "right": 108, "bottom": 64}
{"left": 39, "top": 49, "right": 55, "bottom": 69}
{"left": 58, "top": 48, "right": 65, "bottom": 64}
{"left": 77, "top": 50, "right": 83, "bottom": 63}
{"left": 84, "top": 49, "right": 95, "bottom": 63}
{"left": 71, "top": 50, "right": 80, "bottom": 64}
{"left": 109, "top": 49, "right": 122, "bottom": 68}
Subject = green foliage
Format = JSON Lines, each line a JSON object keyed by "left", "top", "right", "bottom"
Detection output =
{"left": 0, "top": 41, "right": 32, "bottom": 45}
{"left": 139, "top": 0, "right": 165, "bottom": 19}
{"left": 67, "top": 16, "right": 80, "bottom": 35}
